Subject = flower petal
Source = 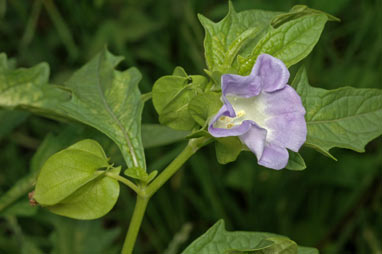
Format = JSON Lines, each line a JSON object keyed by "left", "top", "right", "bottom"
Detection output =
{"left": 251, "top": 54, "right": 289, "bottom": 92}
{"left": 262, "top": 85, "right": 307, "bottom": 151}
{"left": 263, "top": 85, "right": 306, "bottom": 115}
{"left": 266, "top": 113, "right": 307, "bottom": 152}
{"left": 209, "top": 118, "right": 254, "bottom": 137}
{"left": 222, "top": 73, "right": 261, "bottom": 98}
{"left": 258, "top": 144, "right": 289, "bottom": 170}
{"left": 239, "top": 124, "right": 267, "bottom": 160}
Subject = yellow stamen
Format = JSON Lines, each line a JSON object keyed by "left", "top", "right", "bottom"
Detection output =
{"left": 227, "top": 123, "right": 234, "bottom": 129}
{"left": 236, "top": 110, "right": 246, "bottom": 117}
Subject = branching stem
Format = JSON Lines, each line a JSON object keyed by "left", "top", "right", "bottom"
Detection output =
{"left": 120, "top": 136, "right": 212, "bottom": 254}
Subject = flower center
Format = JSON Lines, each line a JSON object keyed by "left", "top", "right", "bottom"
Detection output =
{"left": 216, "top": 110, "right": 246, "bottom": 129}
{"left": 227, "top": 94, "right": 269, "bottom": 129}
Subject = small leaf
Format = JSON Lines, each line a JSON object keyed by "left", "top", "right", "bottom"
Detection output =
{"left": 152, "top": 72, "right": 208, "bottom": 131}
{"left": 34, "top": 139, "right": 120, "bottom": 220}
{"left": 146, "top": 170, "right": 158, "bottom": 183}
{"left": 215, "top": 137, "right": 244, "bottom": 164}
{"left": 238, "top": 14, "right": 328, "bottom": 75}
{"left": 188, "top": 92, "right": 222, "bottom": 126}
{"left": 172, "top": 66, "right": 188, "bottom": 77}
{"left": 198, "top": 2, "right": 280, "bottom": 73}
{"left": 124, "top": 167, "right": 148, "bottom": 180}
{"left": 124, "top": 167, "right": 157, "bottom": 183}
{"left": 292, "top": 67, "right": 382, "bottom": 158}
{"left": 181, "top": 220, "right": 318, "bottom": 254}
{"left": 286, "top": 151, "right": 306, "bottom": 171}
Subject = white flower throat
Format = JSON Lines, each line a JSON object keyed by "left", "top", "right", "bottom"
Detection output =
{"left": 215, "top": 94, "right": 269, "bottom": 130}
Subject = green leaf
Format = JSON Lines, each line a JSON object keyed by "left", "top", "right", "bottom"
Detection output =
{"left": 172, "top": 66, "right": 188, "bottom": 77}
{"left": 228, "top": 237, "right": 297, "bottom": 253}
{"left": 0, "top": 50, "right": 146, "bottom": 170}
{"left": 141, "top": 124, "right": 190, "bottom": 148}
{"left": 34, "top": 139, "right": 109, "bottom": 205}
{"left": 47, "top": 166, "right": 120, "bottom": 220}
{"left": 181, "top": 220, "right": 318, "bottom": 254}
{"left": 198, "top": 2, "right": 281, "bottom": 73}
{"left": 0, "top": 53, "right": 70, "bottom": 117}
{"left": 286, "top": 151, "right": 306, "bottom": 171}
{"left": 238, "top": 14, "right": 328, "bottom": 75}
{"left": 271, "top": 5, "right": 340, "bottom": 28}
{"left": 152, "top": 72, "right": 208, "bottom": 131}
{"left": 188, "top": 92, "right": 222, "bottom": 126}
{"left": 292, "top": 67, "right": 382, "bottom": 158}
{"left": 215, "top": 137, "right": 244, "bottom": 164}
{"left": 34, "top": 139, "right": 120, "bottom": 219}
{"left": 0, "top": 127, "right": 85, "bottom": 214}
{"left": 60, "top": 49, "right": 145, "bottom": 169}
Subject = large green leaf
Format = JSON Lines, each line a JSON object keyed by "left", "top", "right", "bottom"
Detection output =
{"left": 198, "top": 2, "right": 281, "bottom": 73}
{"left": 0, "top": 50, "right": 146, "bottom": 170}
{"left": 60, "top": 49, "right": 145, "bottom": 169}
{"left": 238, "top": 14, "right": 328, "bottom": 75}
{"left": 292, "top": 67, "right": 382, "bottom": 158}
{"left": 34, "top": 139, "right": 120, "bottom": 220}
{"left": 181, "top": 220, "right": 318, "bottom": 254}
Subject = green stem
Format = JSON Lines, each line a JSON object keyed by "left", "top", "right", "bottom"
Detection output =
{"left": 146, "top": 136, "right": 212, "bottom": 198}
{"left": 105, "top": 172, "right": 139, "bottom": 194}
{"left": 120, "top": 136, "right": 212, "bottom": 254}
{"left": 121, "top": 195, "right": 149, "bottom": 254}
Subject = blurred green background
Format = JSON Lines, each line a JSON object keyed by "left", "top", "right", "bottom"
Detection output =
{"left": 0, "top": 0, "right": 381, "bottom": 253}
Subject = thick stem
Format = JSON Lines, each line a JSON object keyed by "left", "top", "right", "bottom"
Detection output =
{"left": 146, "top": 136, "right": 211, "bottom": 198}
{"left": 121, "top": 195, "right": 149, "bottom": 254}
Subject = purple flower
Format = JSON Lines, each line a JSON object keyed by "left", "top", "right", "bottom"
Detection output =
{"left": 208, "top": 54, "right": 307, "bottom": 170}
